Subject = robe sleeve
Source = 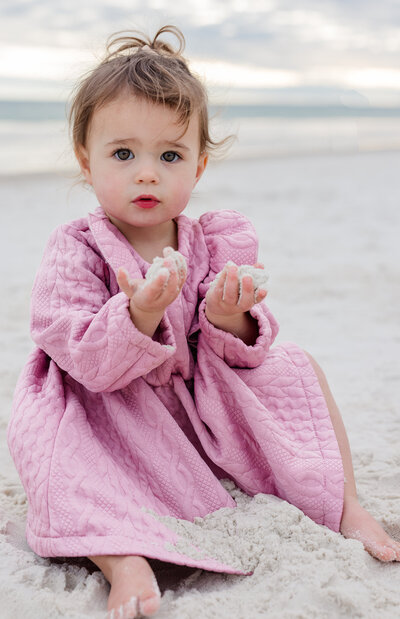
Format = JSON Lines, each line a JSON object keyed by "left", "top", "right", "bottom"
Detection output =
{"left": 30, "top": 223, "right": 176, "bottom": 393}
{"left": 197, "top": 209, "right": 279, "bottom": 368}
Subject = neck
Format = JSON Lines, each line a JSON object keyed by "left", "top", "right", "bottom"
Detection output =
{"left": 107, "top": 214, "right": 179, "bottom": 258}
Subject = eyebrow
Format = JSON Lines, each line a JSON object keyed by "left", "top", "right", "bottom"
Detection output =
{"left": 106, "top": 138, "right": 190, "bottom": 151}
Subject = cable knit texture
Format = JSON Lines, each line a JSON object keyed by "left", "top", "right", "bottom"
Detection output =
{"left": 8, "top": 207, "right": 343, "bottom": 574}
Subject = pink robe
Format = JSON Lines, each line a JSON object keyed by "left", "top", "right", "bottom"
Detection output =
{"left": 8, "top": 207, "right": 343, "bottom": 574}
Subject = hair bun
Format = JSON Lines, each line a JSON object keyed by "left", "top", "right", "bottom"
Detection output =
{"left": 105, "top": 25, "right": 185, "bottom": 61}
{"left": 141, "top": 44, "right": 157, "bottom": 54}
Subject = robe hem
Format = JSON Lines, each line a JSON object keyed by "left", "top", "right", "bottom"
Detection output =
{"left": 25, "top": 526, "right": 249, "bottom": 576}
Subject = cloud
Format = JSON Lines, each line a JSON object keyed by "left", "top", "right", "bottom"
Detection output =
{"left": 1, "top": 0, "right": 400, "bottom": 103}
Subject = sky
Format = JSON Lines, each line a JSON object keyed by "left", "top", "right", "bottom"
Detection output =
{"left": 1, "top": 0, "right": 400, "bottom": 105}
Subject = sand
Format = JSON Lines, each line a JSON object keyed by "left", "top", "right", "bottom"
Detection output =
{"left": 1, "top": 150, "right": 400, "bottom": 618}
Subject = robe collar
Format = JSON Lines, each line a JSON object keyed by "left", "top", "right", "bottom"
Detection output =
{"left": 87, "top": 206, "right": 191, "bottom": 280}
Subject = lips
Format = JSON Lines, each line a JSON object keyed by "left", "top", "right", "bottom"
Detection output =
{"left": 133, "top": 195, "right": 160, "bottom": 209}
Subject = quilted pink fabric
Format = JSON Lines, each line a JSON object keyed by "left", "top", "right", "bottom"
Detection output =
{"left": 8, "top": 207, "right": 344, "bottom": 574}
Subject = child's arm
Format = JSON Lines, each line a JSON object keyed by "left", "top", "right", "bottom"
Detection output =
{"left": 30, "top": 225, "right": 178, "bottom": 393}
{"left": 196, "top": 209, "right": 279, "bottom": 369}
{"left": 205, "top": 263, "right": 267, "bottom": 345}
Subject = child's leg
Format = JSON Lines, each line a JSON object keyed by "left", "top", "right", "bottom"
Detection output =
{"left": 305, "top": 351, "right": 400, "bottom": 562}
{"left": 89, "top": 554, "right": 161, "bottom": 618}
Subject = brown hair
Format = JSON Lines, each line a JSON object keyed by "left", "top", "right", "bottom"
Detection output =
{"left": 68, "top": 25, "right": 228, "bottom": 158}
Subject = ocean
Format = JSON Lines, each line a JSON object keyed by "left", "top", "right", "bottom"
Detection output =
{"left": 1, "top": 100, "right": 400, "bottom": 175}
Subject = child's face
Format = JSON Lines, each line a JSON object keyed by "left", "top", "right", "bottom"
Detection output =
{"left": 77, "top": 94, "right": 207, "bottom": 241}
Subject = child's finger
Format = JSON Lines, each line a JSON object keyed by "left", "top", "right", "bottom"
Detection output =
{"left": 223, "top": 265, "right": 240, "bottom": 303}
{"left": 166, "top": 256, "right": 186, "bottom": 288}
{"left": 256, "top": 287, "right": 268, "bottom": 303}
{"left": 238, "top": 275, "right": 268, "bottom": 307}
{"left": 163, "top": 262, "right": 179, "bottom": 291}
{"left": 147, "top": 261, "right": 179, "bottom": 299}
{"left": 141, "top": 267, "right": 170, "bottom": 298}
{"left": 238, "top": 274, "right": 255, "bottom": 306}
{"left": 176, "top": 255, "right": 187, "bottom": 284}
{"left": 117, "top": 267, "right": 136, "bottom": 297}
{"left": 162, "top": 247, "right": 187, "bottom": 284}
{"left": 210, "top": 266, "right": 227, "bottom": 297}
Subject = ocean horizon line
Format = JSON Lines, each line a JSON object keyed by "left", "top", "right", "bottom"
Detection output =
{"left": 2, "top": 101, "right": 400, "bottom": 175}
{"left": 2, "top": 99, "right": 400, "bottom": 122}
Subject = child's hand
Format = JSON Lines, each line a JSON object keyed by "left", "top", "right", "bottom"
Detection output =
{"left": 205, "top": 262, "right": 267, "bottom": 317}
{"left": 117, "top": 256, "right": 186, "bottom": 315}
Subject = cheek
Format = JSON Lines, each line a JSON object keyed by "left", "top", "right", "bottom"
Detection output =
{"left": 170, "top": 172, "right": 198, "bottom": 204}
{"left": 91, "top": 169, "right": 120, "bottom": 202}
{"left": 171, "top": 183, "right": 193, "bottom": 209}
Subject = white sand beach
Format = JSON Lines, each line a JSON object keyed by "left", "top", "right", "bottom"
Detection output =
{"left": 1, "top": 149, "right": 400, "bottom": 618}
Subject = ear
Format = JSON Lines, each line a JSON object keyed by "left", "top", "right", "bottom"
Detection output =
{"left": 75, "top": 145, "right": 93, "bottom": 185}
{"left": 194, "top": 151, "right": 208, "bottom": 186}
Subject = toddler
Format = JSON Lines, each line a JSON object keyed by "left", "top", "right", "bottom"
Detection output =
{"left": 8, "top": 25, "right": 400, "bottom": 619}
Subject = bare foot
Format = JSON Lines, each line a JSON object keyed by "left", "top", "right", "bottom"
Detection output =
{"left": 340, "top": 496, "right": 400, "bottom": 562}
{"left": 89, "top": 555, "right": 161, "bottom": 618}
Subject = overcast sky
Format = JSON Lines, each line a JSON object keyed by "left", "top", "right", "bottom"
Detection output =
{"left": 1, "top": 0, "right": 400, "bottom": 104}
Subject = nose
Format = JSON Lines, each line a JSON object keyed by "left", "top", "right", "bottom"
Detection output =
{"left": 134, "top": 157, "right": 159, "bottom": 184}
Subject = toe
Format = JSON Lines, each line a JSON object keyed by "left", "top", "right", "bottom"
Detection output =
{"left": 367, "top": 543, "right": 397, "bottom": 562}
{"left": 387, "top": 542, "right": 400, "bottom": 562}
{"left": 139, "top": 593, "right": 161, "bottom": 617}
{"left": 123, "top": 596, "right": 139, "bottom": 618}
{"left": 138, "top": 572, "right": 161, "bottom": 616}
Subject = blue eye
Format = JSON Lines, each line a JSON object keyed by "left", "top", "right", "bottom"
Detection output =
{"left": 114, "top": 149, "right": 133, "bottom": 161}
{"left": 161, "top": 151, "right": 180, "bottom": 163}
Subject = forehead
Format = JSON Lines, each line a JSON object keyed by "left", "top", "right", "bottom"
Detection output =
{"left": 88, "top": 94, "right": 199, "bottom": 147}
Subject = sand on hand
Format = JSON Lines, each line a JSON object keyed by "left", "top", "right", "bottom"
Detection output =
{"left": 145, "top": 247, "right": 188, "bottom": 289}
{"left": 209, "top": 261, "right": 269, "bottom": 302}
